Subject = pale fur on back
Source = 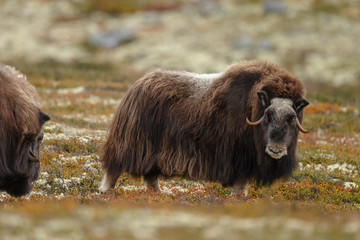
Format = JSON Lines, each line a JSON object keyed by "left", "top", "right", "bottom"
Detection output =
{"left": 161, "top": 70, "right": 224, "bottom": 98}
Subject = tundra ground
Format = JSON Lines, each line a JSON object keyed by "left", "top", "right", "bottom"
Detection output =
{"left": 0, "top": 62, "right": 359, "bottom": 240}
{"left": 1, "top": 0, "right": 360, "bottom": 238}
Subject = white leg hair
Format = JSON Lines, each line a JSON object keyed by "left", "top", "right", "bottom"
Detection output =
{"left": 99, "top": 172, "right": 113, "bottom": 194}
{"left": 231, "top": 182, "right": 249, "bottom": 196}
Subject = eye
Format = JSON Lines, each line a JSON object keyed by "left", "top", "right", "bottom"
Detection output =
{"left": 265, "top": 112, "right": 272, "bottom": 122}
{"left": 287, "top": 115, "right": 296, "bottom": 124}
{"left": 23, "top": 134, "right": 34, "bottom": 144}
{"left": 37, "top": 132, "right": 44, "bottom": 142}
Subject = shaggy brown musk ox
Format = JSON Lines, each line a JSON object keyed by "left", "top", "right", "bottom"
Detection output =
{"left": 99, "top": 60, "right": 309, "bottom": 194}
{"left": 0, "top": 63, "right": 50, "bottom": 197}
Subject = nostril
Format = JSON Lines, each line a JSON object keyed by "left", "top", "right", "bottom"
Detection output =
{"left": 266, "top": 145, "right": 287, "bottom": 159}
{"left": 269, "top": 147, "right": 283, "bottom": 154}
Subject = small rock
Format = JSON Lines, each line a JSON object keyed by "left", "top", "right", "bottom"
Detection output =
{"left": 232, "top": 36, "right": 253, "bottom": 49}
{"left": 263, "top": 0, "right": 286, "bottom": 14}
{"left": 233, "top": 37, "right": 273, "bottom": 51}
{"left": 197, "top": 0, "right": 222, "bottom": 16}
{"left": 257, "top": 38, "right": 273, "bottom": 51}
{"left": 183, "top": 0, "right": 223, "bottom": 16}
{"left": 88, "top": 29, "right": 137, "bottom": 49}
{"left": 144, "top": 11, "right": 163, "bottom": 25}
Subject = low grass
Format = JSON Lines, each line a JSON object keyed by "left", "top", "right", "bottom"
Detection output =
{"left": 1, "top": 60, "right": 360, "bottom": 239}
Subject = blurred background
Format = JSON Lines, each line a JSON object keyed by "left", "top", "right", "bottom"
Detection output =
{"left": 0, "top": 0, "right": 359, "bottom": 104}
{"left": 1, "top": 2, "right": 360, "bottom": 237}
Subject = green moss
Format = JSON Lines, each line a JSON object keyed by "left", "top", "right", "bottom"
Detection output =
{"left": 75, "top": 0, "right": 186, "bottom": 14}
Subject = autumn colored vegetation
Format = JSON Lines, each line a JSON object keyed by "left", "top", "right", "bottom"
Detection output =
{"left": 0, "top": 62, "right": 358, "bottom": 239}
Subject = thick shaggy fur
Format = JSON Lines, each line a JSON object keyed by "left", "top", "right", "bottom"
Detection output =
{"left": 0, "top": 62, "right": 49, "bottom": 196}
{"left": 101, "top": 60, "right": 306, "bottom": 191}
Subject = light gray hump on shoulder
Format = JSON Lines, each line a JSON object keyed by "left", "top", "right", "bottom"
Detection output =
{"left": 160, "top": 69, "right": 225, "bottom": 98}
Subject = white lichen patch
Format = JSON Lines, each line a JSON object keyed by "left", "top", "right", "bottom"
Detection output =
{"left": 299, "top": 162, "right": 358, "bottom": 177}
{"left": 43, "top": 94, "right": 121, "bottom": 108}
{"left": 117, "top": 180, "right": 200, "bottom": 195}
{"left": 61, "top": 113, "right": 114, "bottom": 125}
{"left": 168, "top": 186, "right": 190, "bottom": 193}
{"left": 327, "top": 163, "right": 357, "bottom": 174}
{"left": 43, "top": 122, "right": 106, "bottom": 142}
{"left": 0, "top": 192, "right": 10, "bottom": 202}
{"left": 331, "top": 136, "right": 360, "bottom": 146}
{"left": 308, "top": 135, "right": 360, "bottom": 148}
{"left": 121, "top": 185, "right": 147, "bottom": 192}
{"left": 344, "top": 182, "right": 358, "bottom": 189}
{"left": 315, "top": 140, "right": 331, "bottom": 146}
{"left": 83, "top": 162, "right": 100, "bottom": 175}
{"left": 33, "top": 154, "right": 100, "bottom": 195}
{"left": 40, "top": 175, "right": 90, "bottom": 192}
{"left": 81, "top": 95, "right": 121, "bottom": 106}
{"left": 35, "top": 178, "right": 48, "bottom": 187}
{"left": 42, "top": 86, "right": 86, "bottom": 95}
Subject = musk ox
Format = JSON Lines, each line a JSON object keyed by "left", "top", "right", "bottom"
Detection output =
{"left": 0, "top": 63, "right": 50, "bottom": 197}
{"left": 99, "top": 60, "right": 309, "bottom": 195}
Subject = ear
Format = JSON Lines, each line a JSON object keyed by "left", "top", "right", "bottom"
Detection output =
{"left": 257, "top": 91, "right": 270, "bottom": 108}
{"left": 295, "top": 99, "right": 309, "bottom": 114}
{"left": 39, "top": 112, "right": 51, "bottom": 126}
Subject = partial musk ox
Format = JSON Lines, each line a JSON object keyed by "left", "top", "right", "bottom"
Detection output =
{"left": 0, "top": 63, "right": 50, "bottom": 197}
{"left": 99, "top": 60, "right": 309, "bottom": 195}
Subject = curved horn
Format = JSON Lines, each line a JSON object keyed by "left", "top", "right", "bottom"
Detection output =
{"left": 296, "top": 118, "right": 310, "bottom": 134}
{"left": 246, "top": 116, "right": 264, "bottom": 126}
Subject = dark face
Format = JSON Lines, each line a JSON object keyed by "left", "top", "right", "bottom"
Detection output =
{"left": 24, "top": 129, "right": 45, "bottom": 181}
{"left": 262, "top": 98, "right": 298, "bottom": 159}
{"left": 247, "top": 91, "right": 309, "bottom": 160}
{"left": 0, "top": 112, "right": 50, "bottom": 197}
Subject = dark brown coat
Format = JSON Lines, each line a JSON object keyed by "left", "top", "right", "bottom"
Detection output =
{"left": 100, "top": 60, "right": 307, "bottom": 193}
{"left": 0, "top": 63, "right": 50, "bottom": 197}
